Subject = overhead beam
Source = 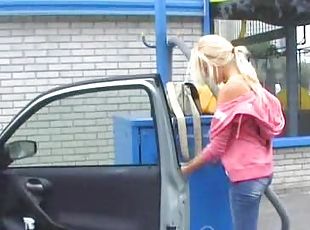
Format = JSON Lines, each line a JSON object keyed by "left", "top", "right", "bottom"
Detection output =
{"left": 231, "top": 28, "right": 286, "bottom": 46}
{"left": 0, "top": 0, "right": 204, "bottom": 16}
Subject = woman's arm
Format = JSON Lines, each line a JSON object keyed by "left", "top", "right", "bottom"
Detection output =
{"left": 181, "top": 123, "right": 233, "bottom": 175}
{"left": 181, "top": 77, "right": 249, "bottom": 176}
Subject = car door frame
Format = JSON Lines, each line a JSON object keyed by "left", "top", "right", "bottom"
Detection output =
{"left": 0, "top": 74, "right": 189, "bottom": 230}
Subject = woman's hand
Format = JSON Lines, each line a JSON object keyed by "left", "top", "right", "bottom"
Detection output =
{"left": 181, "top": 164, "right": 190, "bottom": 176}
{"left": 180, "top": 154, "right": 206, "bottom": 176}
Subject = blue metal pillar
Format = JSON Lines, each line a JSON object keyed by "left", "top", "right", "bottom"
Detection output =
{"left": 286, "top": 26, "right": 298, "bottom": 136}
{"left": 203, "top": 0, "right": 211, "bottom": 34}
{"left": 155, "top": 0, "right": 170, "bottom": 84}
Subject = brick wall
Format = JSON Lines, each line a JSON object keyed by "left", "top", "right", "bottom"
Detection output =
{"left": 273, "top": 147, "right": 310, "bottom": 193}
{"left": 0, "top": 15, "right": 202, "bottom": 131}
{"left": 0, "top": 15, "right": 202, "bottom": 168}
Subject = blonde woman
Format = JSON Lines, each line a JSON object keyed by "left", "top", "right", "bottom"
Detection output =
{"left": 181, "top": 35, "right": 285, "bottom": 230}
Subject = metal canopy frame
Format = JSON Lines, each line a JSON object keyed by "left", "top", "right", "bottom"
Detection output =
{"left": 0, "top": 0, "right": 204, "bottom": 16}
{"left": 0, "top": 0, "right": 309, "bottom": 27}
{"left": 286, "top": 26, "right": 299, "bottom": 136}
{"left": 231, "top": 28, "right": 286, "bottom": 47}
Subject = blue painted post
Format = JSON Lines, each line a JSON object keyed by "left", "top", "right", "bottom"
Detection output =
{"left": 155, "top": 0, "right": 170, "bottom": 84}
{"left": 203, "top": 0, "right": 211, "bottom": 34}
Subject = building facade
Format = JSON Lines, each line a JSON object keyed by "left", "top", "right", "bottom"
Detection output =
{"left": 0, "top": 13, "right": 309, "bottom": 193}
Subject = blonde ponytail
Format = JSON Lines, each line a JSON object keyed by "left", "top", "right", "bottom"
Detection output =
{"left": 233, "top": 46, "right": 264, "bottom": 98}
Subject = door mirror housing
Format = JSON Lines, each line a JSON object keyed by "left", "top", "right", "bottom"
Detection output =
{"left": 5, "top": 140, "right": 37, "bottom": 161}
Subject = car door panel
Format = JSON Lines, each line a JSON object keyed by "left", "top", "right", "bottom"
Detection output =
{"left": 2, "top": 166, "right": 160, "bottom": 230}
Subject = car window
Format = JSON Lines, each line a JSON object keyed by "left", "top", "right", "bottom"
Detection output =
{"left": 8, "top": 87, "right": 155, "bottom": 167}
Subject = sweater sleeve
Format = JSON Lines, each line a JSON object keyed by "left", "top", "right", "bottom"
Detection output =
{"left": 201, "top": 121, "right": 234, "bottom": 163}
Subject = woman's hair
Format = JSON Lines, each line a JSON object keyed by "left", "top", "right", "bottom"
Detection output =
{"left": 187, "top": 34, "right": 263, "bottom": 97}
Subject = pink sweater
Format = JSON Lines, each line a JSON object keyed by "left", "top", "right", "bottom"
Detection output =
{"left": 201, "top": 89, "right": 285, "bottom": 182}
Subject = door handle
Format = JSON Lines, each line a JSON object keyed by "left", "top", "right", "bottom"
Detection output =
{"left": 26, "top": 182, "right": 44, "bottom": 193}
{"left": 13, "top": 176, "right": 66, "bottom": 230}
{"left": 25, "top": 178, "right": 51, "bottom": 194}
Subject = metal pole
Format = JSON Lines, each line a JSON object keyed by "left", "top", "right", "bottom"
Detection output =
{"left": 285, "top": 26, "right": 298, "bottom": 136}
{"left": 203, "top": 0, "right": 213, "bottom": 34}
{"left": 203, "top": 0, "right": 211, "bottom": 34}
{"left": 155, "top": 0, "right": 170, "bottom": 84}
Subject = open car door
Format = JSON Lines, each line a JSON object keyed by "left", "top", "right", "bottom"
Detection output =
{"left": 0, "top": 74, "right": 188, "bottom": 230}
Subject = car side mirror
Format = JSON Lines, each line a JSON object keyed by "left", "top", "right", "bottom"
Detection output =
{"left": 5, "top": 140, "right": 37, "bottom": 161}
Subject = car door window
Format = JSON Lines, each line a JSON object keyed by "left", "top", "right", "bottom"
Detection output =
{"left": 8, "top": 88, "right": 154, "bottom": 167}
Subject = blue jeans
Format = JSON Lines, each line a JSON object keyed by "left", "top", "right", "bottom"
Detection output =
{"left": 229, "top": 176, "right": 272, "bottom": 230}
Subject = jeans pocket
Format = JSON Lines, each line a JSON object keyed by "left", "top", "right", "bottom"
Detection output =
{"left": 257, "top": 175, "right": 273, "bottom": 188}
{"left": 231, "top": 177, "right": 271, "bottom": 198}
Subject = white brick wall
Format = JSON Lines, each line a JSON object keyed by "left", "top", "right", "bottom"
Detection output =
{"left": 273, "top": 147, "right": 310, "bottom": 193}
{"left": 0, "top": 15, "right": 202, "bottom": 131}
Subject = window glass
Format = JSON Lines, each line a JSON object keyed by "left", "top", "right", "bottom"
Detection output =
{"left": 9, "top": 88, "right": 155, "bottom": 166}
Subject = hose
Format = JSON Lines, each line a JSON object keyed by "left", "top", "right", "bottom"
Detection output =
{"left": 265, "top": 187, "right": 290, "bottom": 230}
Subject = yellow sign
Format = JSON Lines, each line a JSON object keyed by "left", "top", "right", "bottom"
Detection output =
{"left": 277, "top": 87, "right": 310, "bottom": 110}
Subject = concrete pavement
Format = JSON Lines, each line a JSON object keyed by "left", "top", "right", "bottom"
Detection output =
{"left": 259, "top": 190, "right": 310, "bottom": 230}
